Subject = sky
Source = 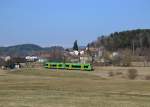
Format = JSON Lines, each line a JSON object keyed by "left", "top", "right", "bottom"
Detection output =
{"left": 0, "top": 0, "right": 150, "bottom": 47}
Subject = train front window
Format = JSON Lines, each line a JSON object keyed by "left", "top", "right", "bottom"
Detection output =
{"left": 45, "top": 64, "right": 48, "bottom": 66}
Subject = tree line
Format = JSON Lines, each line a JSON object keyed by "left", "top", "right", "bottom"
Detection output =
{"left": 89, "top": 29, "right": 150, "bottom": 53}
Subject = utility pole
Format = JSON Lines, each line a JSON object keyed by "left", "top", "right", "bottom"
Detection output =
{"left": 132, "top": 40, "right": 135, "bottom": 56}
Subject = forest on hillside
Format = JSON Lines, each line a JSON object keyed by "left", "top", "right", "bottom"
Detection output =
{"left": 89, "top": 29, "right": 150, "bottom": 51}
{"left": 89, "top": 29, "right": 150, "bottom": 57}
{"left": 88, "top": 29, "right": 150, "bottom": 66}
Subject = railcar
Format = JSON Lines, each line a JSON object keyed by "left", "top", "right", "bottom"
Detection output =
{"left": 44, "top": 62, "right": 93, "bottom": 71}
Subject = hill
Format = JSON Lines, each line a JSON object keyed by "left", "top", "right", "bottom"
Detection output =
{"left": 89, "top": 29, "right": 150, "bottom": 51}
{"left": 0, "top": 44, "right": 64, "bottom": 57}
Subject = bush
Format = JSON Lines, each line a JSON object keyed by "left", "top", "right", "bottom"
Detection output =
{"left": 116, "top": 72, "right": 123, "bottom": 75}
{"left": 127, "top": 69, "right": 138, "bottom": 80}
{"left": 108, "top": 72, "right": 114, "bottom": 77}
{"left": 145, "top": 75, "right": 150, "bottom": 80}
{"left": 120, "top": 49, "right": 132, "bottom": 67}
{"left": 122, "top": 56, "right": 131, "bottom": 67}
{"left": 112, "top": 56, "right": 121, "bottom": 66}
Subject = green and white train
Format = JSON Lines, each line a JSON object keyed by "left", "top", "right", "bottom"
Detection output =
{"left": 44, "top": 62, "right": 93, "bottom": 71}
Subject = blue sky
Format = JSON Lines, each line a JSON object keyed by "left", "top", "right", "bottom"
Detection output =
{"left": 0, "top": 0, "right": 150, "bottom": 47}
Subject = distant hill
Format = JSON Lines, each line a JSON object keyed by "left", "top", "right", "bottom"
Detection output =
{"left": 89, "top": 29, "right": 150, "bottom": 51}
{"left": 0, "top": 44, "right": 64, "bottom": 57}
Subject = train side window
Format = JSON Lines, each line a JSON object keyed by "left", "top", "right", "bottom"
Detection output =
{"left": 58, "top": 64, "right": 62, "bottom": 67}
{"left": 84, "top": 65, "right": 89, "bottom": 68}
{"left": 65, "top": 64, "right": 69, "bottom": 67}
{"left": 51, "top": 64, "right": 57, "bottom": 67}
{"left": 72, "top": 65, "right": 81, "bottom": 68}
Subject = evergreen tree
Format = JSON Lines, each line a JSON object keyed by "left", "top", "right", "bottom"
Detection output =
{"left": 73, "top": 40, "right": 78, "bottom": 51}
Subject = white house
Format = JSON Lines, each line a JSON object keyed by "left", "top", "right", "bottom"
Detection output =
{"left": 25, "top": 56, "right": 38, "bottom": 62}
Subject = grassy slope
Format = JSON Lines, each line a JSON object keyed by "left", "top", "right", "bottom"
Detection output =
{"left": 0, "top": 68, "right": 150, "bottom": 107}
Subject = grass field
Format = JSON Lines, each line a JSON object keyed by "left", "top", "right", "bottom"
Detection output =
{"left": 0, "top": 67, "right": 150, "bottom": 107}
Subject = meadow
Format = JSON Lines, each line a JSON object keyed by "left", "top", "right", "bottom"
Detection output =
{"left": 0, "top": 67, "right": 150, "bottom": 107}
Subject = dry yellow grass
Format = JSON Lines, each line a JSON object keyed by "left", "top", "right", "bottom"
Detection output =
{"left": 0, "top": 67, "right": 150, "bottom": 107}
